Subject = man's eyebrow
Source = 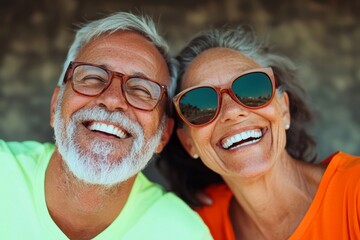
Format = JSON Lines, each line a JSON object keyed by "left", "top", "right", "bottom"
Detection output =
{"left": 99, "top": 64, "right": 150, "bottom": 78}
{"left": 132, "top": 71, "right": 151, "bottom": 79}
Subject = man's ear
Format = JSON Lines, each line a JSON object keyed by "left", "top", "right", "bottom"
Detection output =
{"left": 50, "top": 87, "right": 60, "bottom": 128}
{"left": 155, "top": 118, "right": 174, "bottom": 153}
{"left": 177, "top": 127, "right": 197, "bottom": 158}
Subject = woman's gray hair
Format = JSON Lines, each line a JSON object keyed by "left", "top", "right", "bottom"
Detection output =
{"left": 58, "top": 12, "right": 178, "bottom": 98}
{"left": 177, "top": 25, "right": 316, "bottom": 162}
{"left": 157, "top": 25, "right": 317, "bottom": 206}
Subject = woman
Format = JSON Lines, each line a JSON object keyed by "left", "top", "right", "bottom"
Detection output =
{"left": 158, "top": 25, "right": 360, "bottom": 239}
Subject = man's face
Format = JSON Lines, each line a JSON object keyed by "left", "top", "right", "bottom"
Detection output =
{"left": 50, "top": 31, "right": 173, "bottom": 185}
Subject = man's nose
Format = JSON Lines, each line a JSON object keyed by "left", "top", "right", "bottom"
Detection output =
{"left": 95, "top": 77, "right": 129, "bottom": 112}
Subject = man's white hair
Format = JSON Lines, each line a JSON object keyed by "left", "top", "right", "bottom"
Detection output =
{"left": 57, "top": 12, "right": 178, "bottom": 98}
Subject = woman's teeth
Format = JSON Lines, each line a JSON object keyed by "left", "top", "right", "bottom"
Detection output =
{"left": 222, "top": 129, "right": 262, "bottom": 149}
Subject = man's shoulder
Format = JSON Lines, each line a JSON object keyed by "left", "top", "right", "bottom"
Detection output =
{"left": 151, "top": 191, "right": 204, "bottom": 219}
{"left": 0, "top": 139, "right": 55, "bottom": 171}
{"left": 134, "top": 173, "right": 205, "bottom": 220}
{"left": 125, "top": 174, "right": 212, "bottom": 239}
{"left": 127, "top": 190, "right": 212, "bottom": 239}
{"left": 0, "top": 139, "right": 54, "bottom": 156}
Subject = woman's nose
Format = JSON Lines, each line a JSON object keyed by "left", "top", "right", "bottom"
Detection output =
{"left": 218, "top": 93, "right": 250, "bottom": 123}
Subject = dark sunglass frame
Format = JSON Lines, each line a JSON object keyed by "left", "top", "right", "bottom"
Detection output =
{"left": 173, "top": 67, "right": 276, "bottom": 127}
{"left": 63, "top": 61, "right": 168, "bottom": 111}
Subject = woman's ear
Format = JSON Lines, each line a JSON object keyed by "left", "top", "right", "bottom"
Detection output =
{"left": 177, "top": 127, "right": 198, "bottom": 159}
{"left": 280, "top": 91, "right": 291, "bottom": 128}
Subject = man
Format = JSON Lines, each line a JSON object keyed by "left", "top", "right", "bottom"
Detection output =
{"left": 0, "top": 12, "right": 212, "bottom": 239}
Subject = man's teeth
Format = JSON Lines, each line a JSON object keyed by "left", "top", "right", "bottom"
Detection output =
{"left": 222, "top": 130, "right": 262, "bottom": 149}
{"left": 88, "top": 123, "right": 127, "bottom": 139}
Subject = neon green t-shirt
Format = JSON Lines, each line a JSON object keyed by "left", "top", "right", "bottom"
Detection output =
{"left": 0, "top": 140, "right": 212, "bottom": 239}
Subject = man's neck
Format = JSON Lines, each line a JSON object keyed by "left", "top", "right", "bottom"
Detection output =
{"left": 45, "top": 150, "right": 136, "bottom": 239}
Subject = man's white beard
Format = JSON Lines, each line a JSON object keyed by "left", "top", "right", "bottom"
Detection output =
{"left": 53, "top": 87, "right": 165, "bottom": 186}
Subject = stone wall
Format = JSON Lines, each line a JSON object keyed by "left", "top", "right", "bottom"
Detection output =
{"left": 1, "top": 0, "right": 359, "bottom": 183}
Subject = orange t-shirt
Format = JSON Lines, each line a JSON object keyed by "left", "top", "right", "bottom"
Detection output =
{"left": 195, "top": 152, "right": 360, "bottom": 239}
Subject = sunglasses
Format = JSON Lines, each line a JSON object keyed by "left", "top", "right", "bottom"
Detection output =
{"left": 173, "top": 67, "right": 276, "bottom": 127}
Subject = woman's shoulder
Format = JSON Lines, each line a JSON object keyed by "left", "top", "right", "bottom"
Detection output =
{"left": 321, "top": 151, "right": 360, "bottom": 190}
{"left": 326, "top": 151, "right": 360, "bottom": 170}
{"left": 195, "top": 184, "right": 235, "bottom": 240}
{"left": 195, "top": 184, "right": 233, "bottom": 218}
{"left": 203, "top": 184, "right": 233, "bottom": 199}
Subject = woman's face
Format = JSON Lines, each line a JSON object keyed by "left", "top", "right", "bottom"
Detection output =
{"left": 177, "top": 48, "right": 291, "bottom": 179}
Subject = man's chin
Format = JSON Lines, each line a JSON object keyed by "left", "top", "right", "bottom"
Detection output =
{"left": 61, "top": 150, "right": 140, "bottom": 186}
{"left": 73, "top": 135, "right": 134, "bottom": 158}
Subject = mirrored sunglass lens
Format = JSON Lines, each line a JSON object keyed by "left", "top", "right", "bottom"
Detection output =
{"left": 73, "top": 65, "right": 108, "bottom": 95}
{"left": 179, "top": 87, "right": 218, "bottom": 125}
{"left": 232, "top": 72, "right": 273, "bottom": 107}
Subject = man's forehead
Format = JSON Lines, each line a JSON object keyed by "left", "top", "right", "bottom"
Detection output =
{"left": 75, "top": 31, "right": 170, "bottom": 84}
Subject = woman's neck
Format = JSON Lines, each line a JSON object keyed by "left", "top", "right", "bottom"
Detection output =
{"left": 224, "top": 154, "right": 325, "bottom": 240}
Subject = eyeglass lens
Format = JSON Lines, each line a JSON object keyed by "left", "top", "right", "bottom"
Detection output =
{"left": 178, "top": 71, "right": 273, "bottom": 125}
{"left": 72, "top": 64, "right": 162, "bottom": 110}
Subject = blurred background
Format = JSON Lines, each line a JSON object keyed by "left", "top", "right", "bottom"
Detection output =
{"left": 1, "top": 0, "right": 359, "bottom": 185}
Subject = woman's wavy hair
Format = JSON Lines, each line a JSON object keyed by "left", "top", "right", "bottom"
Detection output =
{"left": 158, "top": 25, "right": 317, "bottom": 207}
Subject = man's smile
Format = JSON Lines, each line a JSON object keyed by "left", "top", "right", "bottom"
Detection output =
{"left": 86, "top": 121, "right": 130, "bottom": 139}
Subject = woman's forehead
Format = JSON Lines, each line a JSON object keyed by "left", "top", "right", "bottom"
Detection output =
{"left": 181, "top": 48, "right": 260, "bottom": 88}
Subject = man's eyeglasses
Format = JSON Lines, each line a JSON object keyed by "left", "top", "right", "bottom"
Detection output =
{"left": 173, "top": 67, "right": 276, "bottom": 127}
{"left": 63, "top": 61, "right": 168, "bottom": 111}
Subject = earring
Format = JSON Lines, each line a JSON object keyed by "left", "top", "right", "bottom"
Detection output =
{"left": 285, "top": 124, "right": 290, "bottom": 130}
{"left": 193, "top": 154, "right": 199, "bottom": 159}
